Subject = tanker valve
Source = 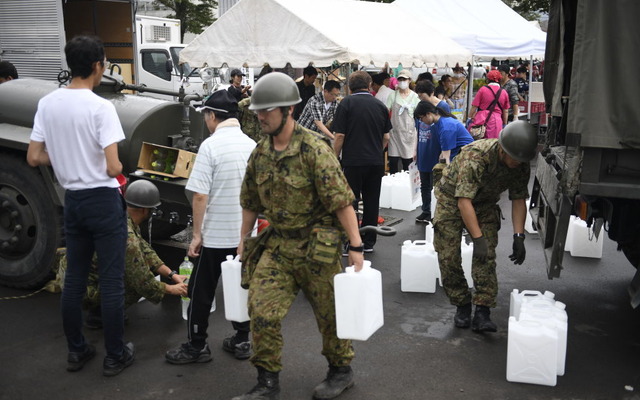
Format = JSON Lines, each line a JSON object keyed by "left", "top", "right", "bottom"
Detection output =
{"left": 169, "top": 212, "right": 180, "bottom": 224}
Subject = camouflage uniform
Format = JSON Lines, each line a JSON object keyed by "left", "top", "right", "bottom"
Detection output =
{"left": 433, "top": 139, "right": 529, "bottom": 308}
{"left": 57, "top": 216, "right": 166, "bottom": 308}
{"left": 240, "top": 123, "right": 355, "bottom": 373}
{"left": 238, "top": 98, "right": 265, "bottom": 143}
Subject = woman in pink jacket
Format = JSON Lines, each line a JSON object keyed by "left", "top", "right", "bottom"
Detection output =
{"left": 468, "top": 70, "right": 509, "bottom": 139}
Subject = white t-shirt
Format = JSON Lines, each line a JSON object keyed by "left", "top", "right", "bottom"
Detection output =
{"left": 30, "top": 88, "right": 125, "bottom": 190}
{"left": 185, "top": 120, "right": 256, "bottom": 248}
{"left": 375, "top": 85, "right": 394, "bottom": 107}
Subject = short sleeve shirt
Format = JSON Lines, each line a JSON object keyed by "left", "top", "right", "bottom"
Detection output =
{"left": 297, "top": 92, "right": 338, "bottom": 133}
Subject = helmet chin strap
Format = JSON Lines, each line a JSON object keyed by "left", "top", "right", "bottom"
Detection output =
{"left": 268, "top": 107, "right": 290, "bottom": 137}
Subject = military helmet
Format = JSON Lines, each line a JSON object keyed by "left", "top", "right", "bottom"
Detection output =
{"left": 125, "top": 180, "right": 161, "bottom": 208}
{"left": 498, "top": 121, "right": 538, "bottom": 163}
{"left": 248, "top": 72, "right": 301, "bottom": 110}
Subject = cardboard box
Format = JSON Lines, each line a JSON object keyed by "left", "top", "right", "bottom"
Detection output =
{"left": 137, "top": 142, "right": 196, "bottom": 179}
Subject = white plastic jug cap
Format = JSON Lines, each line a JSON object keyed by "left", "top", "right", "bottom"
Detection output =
{"left": 226, "top": 255, "right": 234, "bottom": 261}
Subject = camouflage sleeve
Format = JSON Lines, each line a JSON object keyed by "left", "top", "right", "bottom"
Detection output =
{"left": 138, "top": 236, "right": 164, "bottom": 273}
{"left": 308, "top": 142, "right": 355, "bottom": 213}
{"left": 453, "top": 152, "right": 485, "bottom": 199}
{"left": 125, "top": 232, "right": 165, "bottom": 304}
{"left": 508, "top": 163, "right": 531, "bottom": 200}
{"left": 240, "top": 147, "right": 265, "bottom": 213}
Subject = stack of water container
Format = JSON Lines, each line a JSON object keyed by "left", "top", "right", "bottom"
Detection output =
{"left": 399, "top": 224, "right": 473, "bottom": 293}
{"left": 379, "top": 171, "right": 422, "bottom": 211}
{"left": 507, "top": 289, "right": 568, "bottom": 386}
{"left": 564, "top": 215, "right": 603, "bottom": 258}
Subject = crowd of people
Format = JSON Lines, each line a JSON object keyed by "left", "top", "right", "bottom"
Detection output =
{"left": 23, "top": 34, "right": 539, "bottom": 400}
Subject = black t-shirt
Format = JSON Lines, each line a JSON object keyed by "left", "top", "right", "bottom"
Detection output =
{"left": 294, "top": 81, "right": 316, "bottom": 120}
{"left": 228, "top": 85, "right": 244, "bottom": 102}
{"left": 332, "top": 92, "right": 392, "bottom": 167}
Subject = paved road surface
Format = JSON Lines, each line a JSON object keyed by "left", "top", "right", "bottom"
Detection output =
{"left": 1, "top": 194, "right": 640, "bottom": 400}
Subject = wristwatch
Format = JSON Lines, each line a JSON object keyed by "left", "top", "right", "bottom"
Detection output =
{"left": 168, "top": 270, "right": 178, "bottom": 280}
{"left": 347, "top": 243, "right": 365, "bottom": 253}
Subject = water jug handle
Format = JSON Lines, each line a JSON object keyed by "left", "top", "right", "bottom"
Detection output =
{"left": 234, "top": 255, "right": 241, "bottom": 262}
{"left": 346, "top": 260, "right": 372, "bottom": 273}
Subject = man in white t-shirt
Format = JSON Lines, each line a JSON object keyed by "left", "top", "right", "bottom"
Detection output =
{"left": 372, "top": 72, "right": 393, "bottom": 106}
{"left": 166, "top": 90, "right": 257, "bottom": 364}
{"left": 26, "top": 35, "right": 133, "bottom": 377}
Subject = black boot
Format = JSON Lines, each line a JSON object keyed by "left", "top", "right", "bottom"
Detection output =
{"left": 313, "top": 365, "right": 354, "bottom": 400}
{"left": 454, "top": 303, "right": 472, "bottom": 329}
{"left": 472, "top": 305, "right": 497, "bottom": 333}
{"left": 232, "top": 367, "right": 280, "bottom": 400}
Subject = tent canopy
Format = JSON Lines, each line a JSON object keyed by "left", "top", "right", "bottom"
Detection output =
{"left": 394, "top": 0, "right": 546, "bottom": 59}
{"left": 180, "top": 0, "right": 471, "bottom": 69}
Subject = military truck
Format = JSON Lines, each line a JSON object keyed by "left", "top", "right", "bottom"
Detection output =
{"left": 530, "top": 0, "right": 640, "bottom": 307}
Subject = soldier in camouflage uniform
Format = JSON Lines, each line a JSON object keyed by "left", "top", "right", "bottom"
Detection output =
{"left": 433, "top": 121, "right": 538, "bottom": 333}
{"left": 233, "top": 72, "right": 364, "bottom": 400}
{"left": 238, "top": 97, "right": 264, "bottom": 143}
{"left": 56, "top": 181, "right": 188, "bottom": 326}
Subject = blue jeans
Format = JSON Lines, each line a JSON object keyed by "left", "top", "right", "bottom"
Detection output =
{"left": 420, "top": 170, "right": 433, "bottom": 215}
{"left": 62, "top": 187, "right": 127, "bottom": 358}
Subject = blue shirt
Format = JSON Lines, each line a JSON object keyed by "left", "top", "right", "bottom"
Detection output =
{"left": 415, "top": 100, "right": 452, "bottom": 172}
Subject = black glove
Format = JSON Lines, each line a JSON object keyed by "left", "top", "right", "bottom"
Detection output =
{"left": 471, "top": 236, "right": 489, "bottom": 262}
{"left": 509, "top": 235, "right": 526, "bottom": 265}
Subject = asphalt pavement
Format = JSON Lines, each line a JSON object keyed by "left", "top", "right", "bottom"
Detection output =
{"left": 2, "top": 193, "right": 640, "bottom": 400}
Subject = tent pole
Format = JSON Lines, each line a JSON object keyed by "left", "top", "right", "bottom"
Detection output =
{"left": 527, "top": 55, "right": 533, "bottom": 122}
{"left": 466, "top": 55, "right": 475, "bottom": 120}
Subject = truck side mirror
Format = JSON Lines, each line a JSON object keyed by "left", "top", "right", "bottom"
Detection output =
{"left": 165, "top": 60, "right": 173, "bottom": 73}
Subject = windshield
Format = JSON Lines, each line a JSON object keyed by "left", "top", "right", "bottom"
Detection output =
{"left": 170, "top": 46, "right": 198, "bottom": 77}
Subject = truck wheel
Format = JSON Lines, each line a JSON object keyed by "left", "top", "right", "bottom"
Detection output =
{"left": 0, "top": 154, "right": 62, "bottom": 288}
{"left": 620, "top": 238, "right": 640, "bottom": 269}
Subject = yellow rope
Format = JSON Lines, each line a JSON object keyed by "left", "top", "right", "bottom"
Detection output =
{"left": 0, "top": 286, "right": 48, "bottom": 300}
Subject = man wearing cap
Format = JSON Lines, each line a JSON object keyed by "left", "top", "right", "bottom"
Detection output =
{"left": 228, "top": 68, "right": 251, "bottom": 102}
{"left": 55, "top": 180, "right": 189, "bottom": 324}
{"left": 166, "top": 90, "right": 256, "bottom": 364}
{"left": 433, "top": 121, "right": 537, "bottom": 333}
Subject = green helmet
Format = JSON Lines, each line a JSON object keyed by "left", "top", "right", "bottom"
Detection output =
{"left": 498, "top": 121, "right": 538, "bottom": 163}
{"left": 248, "top": 72, "right": 301, "bottom": 110}
{"left": 125, "top": 180, "right": 161, "bottom": 208}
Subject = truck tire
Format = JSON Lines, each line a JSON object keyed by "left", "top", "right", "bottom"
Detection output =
{"left": 0, "top": 154, "right": 62, "bottom": 288}
{"left": 620, "top": 238, "right": 640, "bottom": 269}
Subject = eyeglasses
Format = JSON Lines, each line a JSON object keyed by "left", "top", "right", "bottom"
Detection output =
{"left": 252, "top": 107, "right": 277, "bottom": 115}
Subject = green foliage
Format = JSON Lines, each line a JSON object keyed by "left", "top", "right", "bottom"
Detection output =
{"left": 501, "top": 0, "right": 550, "bottom": 20}
{"left": 153, "top": 0, "right": 218, "bottom": 42}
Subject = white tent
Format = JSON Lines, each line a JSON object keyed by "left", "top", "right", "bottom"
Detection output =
{"left": 180, "top": 0, "right": 471, "bottom": 68}
{"left": 394, "top": 0, "right": 546, "bottom": 59}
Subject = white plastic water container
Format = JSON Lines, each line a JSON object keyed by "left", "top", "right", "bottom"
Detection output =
{"left": 400, "top": 240, "right": 438, "bottom": 293}
{"left": 391, "top": 172, "right": 415, "bottom": 211}
{"left": 509, "top": 289, "right": 556, "bottom": 320}
{"left": 461, "top": 239, "right": 473, "bottom": 288}
{"left": 525, "top": 200, "right": 537, "bottom": 233}
{"left": 430, "top": 189, "right": 437, "bottom": 219}
{"left": 379, "top": 175, "right": 392, "bottom": 208}
{"left": 507, "top": 316, "right": 558, "bottom": 386}
{"left": 520, "top": 301, "right": 568, "bottom": 376}
{"left": 334, "top": 260, "right": 384, "bottom": 340}
{"left": 425, "top": 224, "right": 434, "bottom": 243}
{"left": 221, "top": 255, "right": 250, "bottom": 323}
{"left": 565, "top": 216, "right": 603, "bottom": 258}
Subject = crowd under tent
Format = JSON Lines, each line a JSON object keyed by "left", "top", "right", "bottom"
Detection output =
{"left": 394, "top": 0, "right": 547, "bottom": 118}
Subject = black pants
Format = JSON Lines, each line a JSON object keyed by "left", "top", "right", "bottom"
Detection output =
{"left": 419, "top": 170, "right": 433, "bottom": 215}
{"left": 188, "top": 247, "right": 250, "bottom": 348}
{"left": 388, "top": 156, "right": 412, "bottom": 174}
{"left": 342, "top": 165, "right": 385, "bottom": 248}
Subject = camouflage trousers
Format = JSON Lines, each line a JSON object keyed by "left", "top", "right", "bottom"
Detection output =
{"left": 433, "top": 196, "right": 501, "bottom": 308}
{"left": 248, "top": 237, "right": 354, "bottom": 372}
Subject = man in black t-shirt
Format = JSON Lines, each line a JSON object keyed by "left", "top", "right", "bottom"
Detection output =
{"left": 333, "top": 71, "right": 392, "bottom": 253}
{"left": 293, "top": 65, "right": 318, "bottom": 120}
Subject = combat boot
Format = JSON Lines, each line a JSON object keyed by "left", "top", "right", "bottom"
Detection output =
{"left": 313, "top": 365, "right": 354, "bottom": 400}
{"left": 472, "top": 305, "right": 497, "bottom": 333}
{"left": 454, "top": 303, "right": 472, "bottom": 329}
{"left": 232, "top": 367, "right": 280, "bottom": 400}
